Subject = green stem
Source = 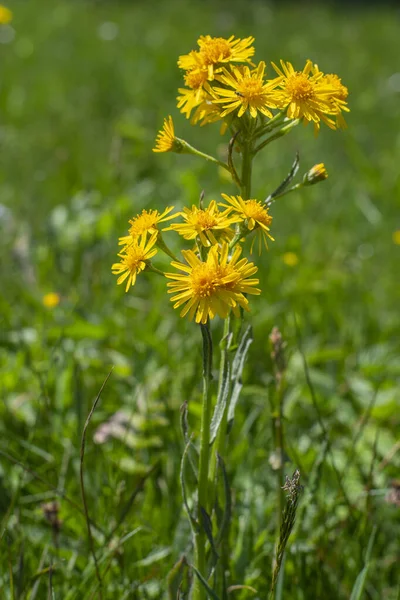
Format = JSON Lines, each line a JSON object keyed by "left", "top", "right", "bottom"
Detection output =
{"left": 253, "top": 120, "right": 300, "bottom": 155}
{"left": 208, "top": 316, "right": 231, "bottom": 497}
{"left": 180, "top": 139, "right": 231, "bottom": 174}
{"left": 273, "top": 374, "right": 285, "bottom": 548}
{"left": 240, "top": 141, "right": 253, "bottom": 200}
{"left": 253, "top": 110, "right": 286, "bottom": 140}
{"left": 193, "top": 322, "right": 213, "bottom": 600}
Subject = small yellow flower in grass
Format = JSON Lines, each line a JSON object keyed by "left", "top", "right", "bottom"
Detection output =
{"left": 282, "top": 252, "right": 299, "bottom": 267}
{"left": 164, "top": 200, "right": 240, "bottom": 247}
{"left": 392, "top": 230, "right": 400, "bottom": 245}
{"left": 219, "top": 194, "right": 274, "bottom": 253}
{"left": 211, "top": 62, "right": 283, "bottom": 119}
{"left": 112, "top": 232, "right": 158, "bottom": 292}
{"left": 43, "top": 293, "right": 60, "bottom": 308}
{"left": 303, "top": 163, "right": 328, "bottom": 185}
{"left": 153, "top": 116, "right": 181, "bottom": 153}
{"left": 178, "top": 35, "right": 255, "bottom": 80}
{"left": 271, "top": 59, "right": 348, "bottom": 133}
{"left": 119, "top": 206, "right": 176, "bottom": 245}
{"left": 0, "top": 5, "right": 12, "bottom": 24}
{"left": 165, "top": 243, "right": 261, "bottom": 324}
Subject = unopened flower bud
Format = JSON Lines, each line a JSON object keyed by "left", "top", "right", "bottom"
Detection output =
{"left": 303, "top": 163, "right": 328, "bottom": 186}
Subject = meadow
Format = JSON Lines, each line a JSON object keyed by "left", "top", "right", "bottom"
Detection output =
{"left": 0, "top": 0, "right": 399, "bottom": 598}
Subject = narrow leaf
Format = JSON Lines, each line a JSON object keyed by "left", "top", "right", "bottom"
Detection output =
{"left": 216, "top": 454, "right": 232, "bottom": 546}
{"left": 210, "top": 359, "right": 231, "bottom": 445}
{"left": 349, "top": 525, "right": 377, "bottom": 600}
{"left": 200, "top": 506, "right": 219, "bottom": 563}
{"left": 265, "top": 152, "right": 300, "bottom": 205}
{"left": 227, "top": 326, "right": 253, "bottom": 429}
{"left": 190, "top": 564, "right": 221, "bottom": 600}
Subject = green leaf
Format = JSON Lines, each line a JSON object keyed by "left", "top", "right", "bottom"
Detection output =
{"left": 349, "top": 525, "right": 377, "bottom": 600}
{"left": 190, "top": 564, "right": 221, "bottom": 600}
{"left": 209, "top": 353, "right": 231, "bottom": 445}
{"left": 227, "top": 326, "right": 253, "bottom": 430}
{"left": 265, "top": 151, "right": 300, "bottom": 205}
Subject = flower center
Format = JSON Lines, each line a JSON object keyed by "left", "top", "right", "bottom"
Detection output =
{"left": 199, "top": 38, "right": 232, "bottom": 64}
{"left": 286, "top": 73, "right": 315, "bottom": 101}
{"left": 123, "top": 244, "right": 147, "bottom": 271}
{"left": 244, "top": 200, "right": 272, "bottom": 226}
{"left": 190, "top": 265, "right": 219, "bottom": 297}
{"left": 237, "top": 78, "right": 264, "bottom": 100}
{"left": 193, "top": 210, "right": 219, "bottom": 230}
{"left": 185, "top": 69, "right": 208, "bottom": 90}
{"left": 129, "top": 211, "right": 158, "bottom": 236}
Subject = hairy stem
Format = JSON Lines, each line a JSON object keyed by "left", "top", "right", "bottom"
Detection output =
{"left": 193, "top": 322, "right": 213, "bottom": 600}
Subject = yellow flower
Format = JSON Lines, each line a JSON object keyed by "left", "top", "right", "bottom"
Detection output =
{"left": 271, "top": 59, "right": 344, "bottom": 133}
{"left": 178, "top": 35, "right": 255, "bottom": 80}
{"left": 119, "top": 207, "right": 176, "bottom": 245}
{"left": 177, "top": 68, "right": 209, "bottom": 118}
{"left": 153, "top": 116, "right": 181, "bottom": 153}
{"left": 0, "top": 5, "right": 12, "bottom": 24}
{"left": 310, "top": 64, "right": 349, "bottom": 128}
{"left": 393, "top": 230, "right": 400, "bottom": 245}
{"left": 164, "top": 200, "right": 240, "bottom": 247}
{"left": 43, "top": 293, "right": 60, "bottom": 308}
{"left": 165, "top": 243, "right": 260, "bottom": 324}
{"left": 112, "top": 232, "right": 158, "bottom": 292}
{"left": 303, "top": 163, "right": 328, "bottom": 185}
{"left": 282, "top": 252, "right": 299, "bottom": 267}
{"left": 191, "top": 99, "right": 225, "bottom": 129}
{"left": 210, "top": 62, "right": 283, "bottom": 119}
{"left": 219, "top": 194, "right": 274, "bottom": 253}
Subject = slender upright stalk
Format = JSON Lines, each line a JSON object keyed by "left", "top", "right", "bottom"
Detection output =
{"left": 208, "top": 316, "right": 231, "bottom": 496}
{"left": 193, "top": 322, "right": 213, "bottom": 600}
{"left": 274, "top": 374, "right": 285, "bottom": 530}
{"left": 240, "top": 140, "right": 253, "bottom": 200}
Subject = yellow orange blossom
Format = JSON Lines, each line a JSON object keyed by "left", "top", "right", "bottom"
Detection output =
{"left": 303, "top": 163, "right": 328, "bottom": 185}
{"left": 177, "top": 69, "right": 209, "bottom": 118}
{"left": 42, "top": 293, "right": 61, "bottom": 308}
{"left": 164, "top": 200, "right": 240, "bottom": 246}
{"left": 165, "top": 243, "right": 260, "bottom": 324}
{"left": 112, "top": 232, "right": 158, "bottom": 292}
{"left": 153, "top": 116, "right": 181, "bottom": 152}
{"left": 178, "top": 35, "right": 255, "bottom": 80}
{"left": 0, "top": 5, "right": 12, "bottom": 24}
{"left": 282, "top": 252, "right": 299, "bottom": 267}
{"left": 118, "top": 207, "right": 176, "bottom": 246}
{"left": 271, "top": 59, "right": 348, "bottom": 133}
{"left": 210, "top": 62, "right": 283, "bottom": 119}
{"left": 219, "top": 194, "right": 274, "bottom": 253}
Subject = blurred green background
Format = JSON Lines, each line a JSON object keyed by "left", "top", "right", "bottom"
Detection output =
{"left": 1, "top": 0, "right": 399, "bottom": 598}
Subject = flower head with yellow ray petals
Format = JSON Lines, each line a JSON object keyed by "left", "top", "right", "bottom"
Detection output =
{"left": 164, "top": 200, "right": 240, "bottom": 247}
{"left": 165, "top": 243, "right": 260, "bottom": 324}
{"left": 153, "top": 116, "right": 182, "bottom": 153}
{"left": 220, "top": 194, "right": 274, "bottom": 253}
{"left": 118, "top": 206, "right": 177, "bottom": 246}
{"left": 210, "top": 62, "right": 283, "bottom": 119}
{"left": 178, "top": 35, "right": 255, "bottom": 80}
{"left": 112, "top": 232, "right": 158, "bottom": 292}
{"left": 177, "top": 68, "right": 209, "bottom": 118}
{"left": 271, "top": 59, "right": 348, "bottom": 133}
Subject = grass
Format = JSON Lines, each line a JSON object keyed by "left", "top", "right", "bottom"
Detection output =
{"left": 1, "top": 0, "right": 399, "bottom": 598}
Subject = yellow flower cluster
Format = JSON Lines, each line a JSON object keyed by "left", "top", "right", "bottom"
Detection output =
{"left": 114, "top": 34, "right": 344, "bottom": 325}
{"left": 173, "top": 34, "right": 348, "bottom": 134}
{"left": 112, "top": 194, "right": 274, "bottom": 323}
